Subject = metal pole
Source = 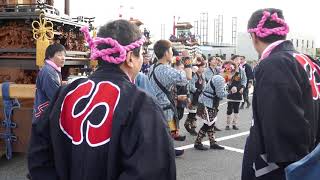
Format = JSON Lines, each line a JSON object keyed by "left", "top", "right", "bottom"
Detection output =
{"left": 173, "top": 16, "right": 176, "bottom": 36}
{"left": 64, "top": 0, "right": 70, "bottom": 15}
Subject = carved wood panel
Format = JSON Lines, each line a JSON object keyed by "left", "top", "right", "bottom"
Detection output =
{"left": 0, "top": 20, "right": 35, "bottom": 49}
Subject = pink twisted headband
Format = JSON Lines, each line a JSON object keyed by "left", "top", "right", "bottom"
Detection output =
{"left": 248, "top": 11, "right": 289, "bottom": 38}
{"left": 80, "top": 26, "right": 145, "bottom": 64}
{"left": 221, "top": 64, "right": 236, "bottom": 73}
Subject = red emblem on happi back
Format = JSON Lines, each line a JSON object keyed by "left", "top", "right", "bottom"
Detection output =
{"left": 294, "top": 53, "right": 320, "bottom": 100}
{"left": 60, "top": 80, "right": 120, "bottom": 147}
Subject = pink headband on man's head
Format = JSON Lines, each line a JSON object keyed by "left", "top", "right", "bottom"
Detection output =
{"left": 221, "top": 64, "right": 236, "bottom": 73}
{"left": 248, "top": 11, "right": 289, "bottom": 38}
{"left": 80, "top": 26, "right": 145, "bottom": 64}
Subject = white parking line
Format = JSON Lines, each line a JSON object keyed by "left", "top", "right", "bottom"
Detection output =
{"left": 179, "top": 92, "right": 253, "bottom": 151}
{"left": 220, "top": 146, "right": 244, "bottom": 154}
{"left": 175, "top": 131, "right": 249, "bottom": 151}
{"left": 215, "top": 131, "right": 249, "bottom": 141}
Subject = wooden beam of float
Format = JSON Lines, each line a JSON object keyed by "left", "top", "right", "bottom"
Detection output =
{"left": 0, "top": 84, "right": 35, "bottom": 99}
{"left": 32, "top": 12, "right": 54, "bottom": 67}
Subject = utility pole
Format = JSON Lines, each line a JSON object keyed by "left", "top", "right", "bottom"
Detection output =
{"left": 218, "top": 14, "right": 223, "bottom": 44}
{"left": 200, "top": 12, "right": 208, "bottom": 45}
{"left": 232, "top": 17, "right": 237, "bottom": 45}
{"left": 161, "top": 24, "right": 165, "bottom": 39}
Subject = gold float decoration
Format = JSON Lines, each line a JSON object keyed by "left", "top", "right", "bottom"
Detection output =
{"left": 32, "top": 12, "right": 54, "bottom": 67}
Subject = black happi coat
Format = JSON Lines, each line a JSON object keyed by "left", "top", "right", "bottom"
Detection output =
{"left": 227, "top": 70, "right": 246, "bottom": 101}
{"left": 28, "top": 65, "right": 176, "bottom": 180}
{"left": 242, "top": 41, "right": 320, "bottom": 180}
{"left": 176, "top": 85, "right": 188, "bottom": 109}
{"left": 191, "top": 72, "right": 205, "bottom": 105}
{"left": 242, "top": 63, "right": 254, "bottom": 86}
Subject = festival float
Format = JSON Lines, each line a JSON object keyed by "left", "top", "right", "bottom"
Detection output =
{"left": 129, "top": 17, "right": 152, "bottom": 55}
{"left": 170, "top": 18, "right": 201, "bottom": 58}
{"left": 0, "top": 0, "right": 94, "bottom": 159}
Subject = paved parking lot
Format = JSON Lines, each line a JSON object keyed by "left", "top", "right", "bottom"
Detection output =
{"left": 0, "top": 100, "right": 253, "bottom": 180}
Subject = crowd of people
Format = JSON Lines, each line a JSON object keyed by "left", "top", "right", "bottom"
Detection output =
{"left": 139, "top": 43, "right": 255, "bottom": 153}
{"left": 26, "top": 7, "right": 319, "bottom": 180}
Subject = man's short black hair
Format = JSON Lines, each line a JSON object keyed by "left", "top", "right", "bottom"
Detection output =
{"left": 153, "top": 40, "right": 172, "bottom": 59}
{"left": 97, "top": 19, "right": 142, "bottom": 66}
{"left": 208, "top": 56, "right": 216, "bottom": 62}
{"left": 247, "top": 8, "right": 286, "bottom": 43}
{"left": 231, "top": 55, "right": 241, "bottom": 60}
{"left": 45, "top": 43, "right": 66, "bottom": 60}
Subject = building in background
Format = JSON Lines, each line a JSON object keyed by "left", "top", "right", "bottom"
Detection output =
{"left": 316, "top": 48, "right": 320, "bottom": 59}
{"left": 236, "top": 32, "right": 258, "bottom": 60}
{"left": 288, "top": 32, "right": 316, "bottom": 56}
{"left": 199, "top": 45, "right": 235, "bottom": 60}
{"left": 236, "top": 32, "right": 317, "bottom": 61}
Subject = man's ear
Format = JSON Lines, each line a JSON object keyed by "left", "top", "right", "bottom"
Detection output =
{"left": 125, "top": 51, "right": 134, "bottom": 68}
{"left": 251, "top": 33, "right": 258, "bottom": 44}
{"left": 163, "top": 50, "right": 169, "bottom": 60}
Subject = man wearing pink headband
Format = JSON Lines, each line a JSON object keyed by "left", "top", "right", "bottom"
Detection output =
{"left": 242, "top": 8, "right": 320, "bottom": 180}
{"left": 28, "top": 20, "right": 176, "bottom": 180}
{"left": 194, "top": 60, "right": 237, "bottom": 151}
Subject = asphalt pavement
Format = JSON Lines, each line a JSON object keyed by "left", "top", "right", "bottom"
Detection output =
{"left": 0, "top": 99, "right": 253, "bottom": 180}
{"left": 175, "top": 100, "right": 252, "bottom": 180}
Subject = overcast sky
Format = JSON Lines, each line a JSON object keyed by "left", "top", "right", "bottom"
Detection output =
{"left": 62, "top": 0, "right": 319, "bottom": 46}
